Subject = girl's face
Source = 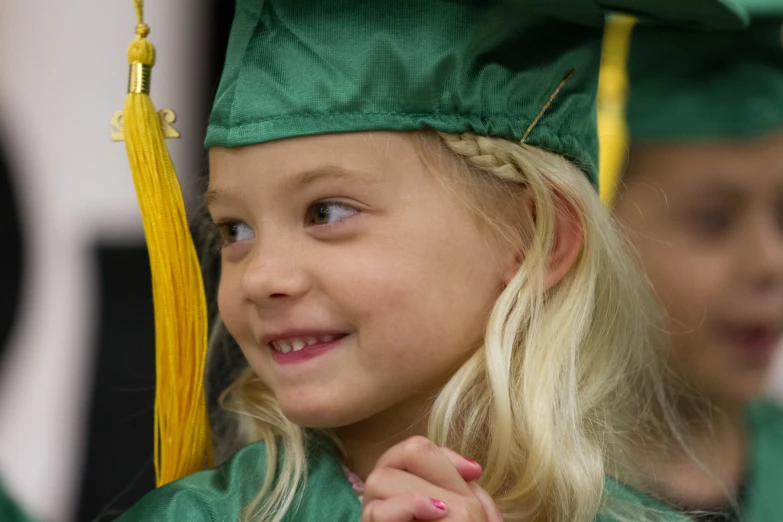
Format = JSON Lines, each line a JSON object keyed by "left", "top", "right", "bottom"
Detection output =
{"left": 208, "top": 132, "right": 516, "bottom": 429}
{"left": 614, "top": 131, "right": 783, "bottom": 405}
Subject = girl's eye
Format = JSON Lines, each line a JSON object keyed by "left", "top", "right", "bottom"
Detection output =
{"left": 216, "top": 221, "right": 255, "bottom": 246}
{"left": 776, "top": 201, "right": 783, "bottom": 232}
{"left": 689, "top": 208, "right": 732, "bottom": 239}
{"left": 306, "top": 201, "right": 358, "bottom": 226}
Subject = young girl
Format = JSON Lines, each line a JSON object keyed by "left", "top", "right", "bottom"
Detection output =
{"left": 115, "top": 1, "right": 749, "bottom": 521}
{"left": 605, "top": 10, "right": 783, "bottom": 522}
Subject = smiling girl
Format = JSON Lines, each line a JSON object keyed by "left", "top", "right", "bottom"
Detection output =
{"left": 114, "top": 1, "right": 749, "bottom": 521}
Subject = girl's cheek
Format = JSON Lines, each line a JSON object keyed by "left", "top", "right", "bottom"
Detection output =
{"left": 218, "top": 271, "right": 245, "bottom": 336}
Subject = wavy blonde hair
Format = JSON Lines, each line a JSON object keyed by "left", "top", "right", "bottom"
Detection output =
{"left": 205, "top": 130, "right": 687, "bottom": 522}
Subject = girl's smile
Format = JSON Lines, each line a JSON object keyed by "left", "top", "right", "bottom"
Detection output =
{"left": 267, "top": 332, "right": 349, "bottom": 365}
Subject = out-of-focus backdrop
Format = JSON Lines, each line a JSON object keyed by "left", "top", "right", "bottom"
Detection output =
{"left": 0, "top": 3, "right": 781, "bottom": 522}
{"left": 0, "top": 1, "right": 232, "bottom": 520}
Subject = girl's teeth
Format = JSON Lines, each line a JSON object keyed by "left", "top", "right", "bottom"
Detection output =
{"left": 273, "top": 335, "right": 342, "bottom": 353}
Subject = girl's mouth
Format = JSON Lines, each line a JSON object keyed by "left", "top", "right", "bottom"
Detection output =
{"left": 268, "top": 333, "right": 348, "bottom": 365}
{"left": 721, "top": 324, "right": 781, "bottom": 362}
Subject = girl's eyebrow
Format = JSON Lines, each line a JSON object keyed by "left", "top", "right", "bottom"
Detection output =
{"left": 205, "top": 166, "right": 381, "bottom": 211}
{"left": 681, "top": 179, "right": 745, "bottom": 201}
{"left": 283, "top": 165, "right": 382, "bottom": 192}
{"left": 205, "top": 188, "right": 235, "bottom": 210}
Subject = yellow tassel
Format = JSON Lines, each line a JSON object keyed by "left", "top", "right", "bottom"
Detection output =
{"left": 119, "top": 0, "right": 213, "bottom": 486}
{"left": 597, "top": 14, "right": 636, "bottom": 207}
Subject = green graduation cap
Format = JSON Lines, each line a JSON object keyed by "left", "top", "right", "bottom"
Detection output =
{"left": 206, "top": 0, "right": 748, "bottom": 185}
{"left": 627, "top": 2, "right": 783, "bottom": 142}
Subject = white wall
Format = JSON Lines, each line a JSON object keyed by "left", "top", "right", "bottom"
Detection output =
{"left": 0, "top": 1, "right": 207, "bottom": 520}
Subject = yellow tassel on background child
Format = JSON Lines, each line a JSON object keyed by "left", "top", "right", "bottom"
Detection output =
{"left": 597, "top": 15, "right": 636, "bottom": 206}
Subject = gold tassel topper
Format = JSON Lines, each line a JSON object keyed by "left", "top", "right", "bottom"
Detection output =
{"left": 111, "top": 0, "right": 213, "bottom": 486}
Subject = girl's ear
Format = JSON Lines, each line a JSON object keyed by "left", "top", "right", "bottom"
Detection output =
{"left": 499, "top": 189, "right": 584, "bottom": 289}
{"left": 544, "top": 191, "right": 584, "bottom": 290}
{"left": 499, "top": 188, "right": 534, "bottom": 286}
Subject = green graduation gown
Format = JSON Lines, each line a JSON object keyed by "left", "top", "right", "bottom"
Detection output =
{"left": 741, "top": 399, "right": 783, "bottom": 521}
{"left": 601, "top": 399, "right": 783, "bottom": 522}
{"left": 116, "top": 441, "right": 362, "bottom": 521}
{"left": 0, "top": 479, "right": 33, "bottom": 522}
{"left": 118, "top": 400, "right": 783, "bottom": 521}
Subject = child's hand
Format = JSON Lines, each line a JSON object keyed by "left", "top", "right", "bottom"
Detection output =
{"left": 361, "top": 436, "right": 503, "bottom": 522}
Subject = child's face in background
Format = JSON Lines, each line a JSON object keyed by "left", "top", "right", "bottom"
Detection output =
{"left": 208, "top": 132, "right": 515, "bottom": 430}
{"left": 614, "top": 131, "right": 783, "bottom": 405}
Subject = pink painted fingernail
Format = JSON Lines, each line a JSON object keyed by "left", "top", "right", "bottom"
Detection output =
{"left": 464, "top": 457, "right": 480, "bottom": 466}
{"left": 431, "top": 499, "right": 446, "bottom": 511}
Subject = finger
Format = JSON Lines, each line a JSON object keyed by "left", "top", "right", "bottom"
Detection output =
{"left": 438, "top": 447, "right": 483, "bottom": 483}
{"left": 363, "top": 467, "right": 448, "bottom": 505}
{"left": 374, "top": 436, "right": 472, "bottom": 494}
{"left": 361, "top": 494, "right": 448, "bottom": 522}
{"left": 468, "top": 482, "right": 504, "bottom": 522}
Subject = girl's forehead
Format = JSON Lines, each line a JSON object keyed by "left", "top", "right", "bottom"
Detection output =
{"left": 207, "top": 133, "right": 433, "bottom": 198}
{"left": 626, "top": 139, "right": 783, "bottom": 201}
{"left": 631, "top": 133, "right": 783, "bottom": 173}
{"left": 210, "top": 132, "right": 423, "bottom": 176}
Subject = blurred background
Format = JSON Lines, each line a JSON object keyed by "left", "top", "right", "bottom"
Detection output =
{"left": 0, "top": 3, "right": 781, "bottom": 522}
{"left": 0, "top": 1, "right": 233, "bottom": 520}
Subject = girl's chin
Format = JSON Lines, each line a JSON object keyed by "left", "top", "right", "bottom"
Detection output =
{"left": 280, "top": 403, "right": 372, "bottom": 430}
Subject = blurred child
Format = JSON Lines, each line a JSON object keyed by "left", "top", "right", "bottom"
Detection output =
{"left": 608, "top": 8, "right": 783, "bottom": 521}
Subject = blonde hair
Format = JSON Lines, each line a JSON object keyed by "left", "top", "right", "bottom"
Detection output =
{"left": 206, "top": 130, "right": 687, "bottom": 522}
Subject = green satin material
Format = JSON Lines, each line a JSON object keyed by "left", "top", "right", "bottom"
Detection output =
{"left": 116, "top": 441, "right": 361, "bottom": 521}
{"left": 116, "top": 440, "right": 665, "bottom": 522}
{"left": 116, "top": 400, "right": 783, "bottom": 521}
{"left": 206, "top": 0, "right": 747, "bottom": 185}
{"left": 736, "top": 0, "right": 783, "bottom": 16}
{"left": 628, "top": 16, "right": 783, "bottom": 142}
{"left": 742, "top": 399, "right": 783, "bottom": 521}
{"left": 206, "top": 0, "right": 604, "bottom": 181}
{"left": 0, "top": 479, "right": 33, "bottom": 522}
{"left": 602, "top": 399, "right": 783, "bottom": 521}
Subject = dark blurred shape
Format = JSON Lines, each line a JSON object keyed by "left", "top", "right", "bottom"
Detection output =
{"left": 76, "top": 246, "right": 156, "bottom": 522}
{"left": 211, "top": 2, "right": 236, "bottom": 98}
{"left": 0, "top": 124, "right": 23, "bottom": 367}
{"left": 202, "top": 0, "right": 245, "bottom": 465}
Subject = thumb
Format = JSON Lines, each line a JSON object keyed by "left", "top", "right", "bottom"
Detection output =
{"left": 469, "top": 482, "right": 504, "bottom": 522}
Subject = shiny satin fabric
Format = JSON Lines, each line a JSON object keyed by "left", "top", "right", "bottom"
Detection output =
{"left": 742, "top": 399, "right": 783, "bottom": 521}
{"left": 603, "top": 400, "right": 783, "bottom": 521}
{"left": 116, "top": 441, "right": 362, "bottom": 521}
{"left": 628, "top": 16, "right": 783, "bottom": 142}
{"left": 205, "top": 0, "right": 747, "bottom": 185}
{"left": 115, "top": 400, "right": 783, "bottom": 520}
{"left": 0, "top": 479, "right": 33, "bottom": 522}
